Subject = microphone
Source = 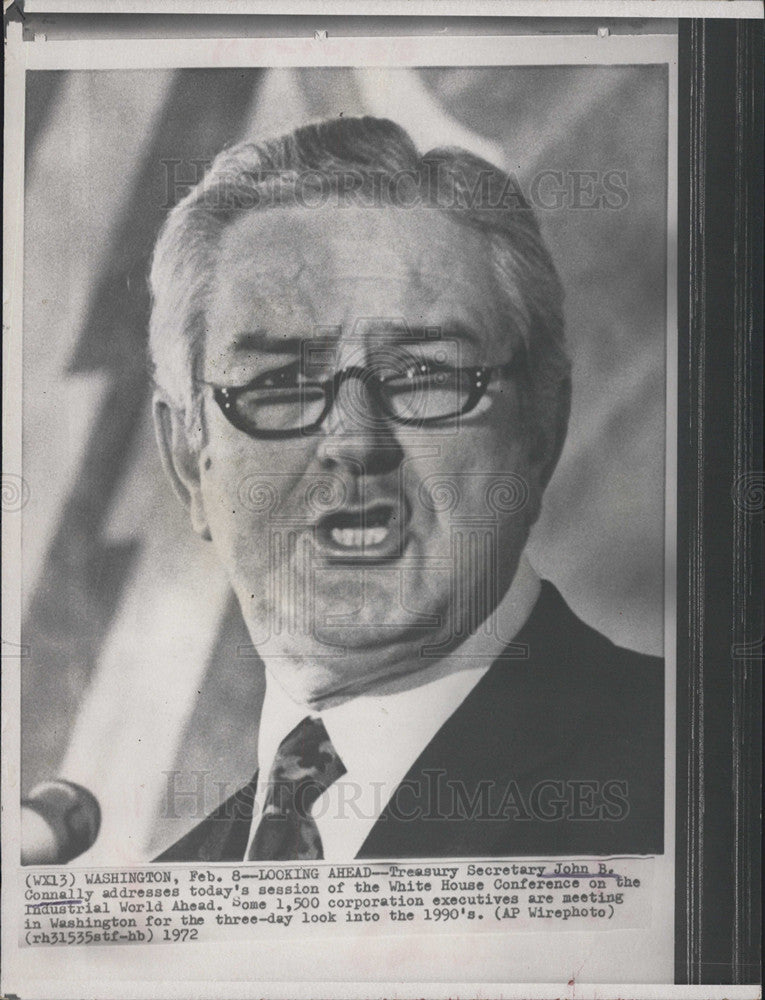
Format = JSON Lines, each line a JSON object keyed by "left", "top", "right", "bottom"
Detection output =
{"left": 21, "top": 780, "right": 101, "bottom": 865}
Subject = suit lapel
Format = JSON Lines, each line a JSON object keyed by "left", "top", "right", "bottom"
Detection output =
{"left": 357, "top": 582, "right": 581, "bottom": 858}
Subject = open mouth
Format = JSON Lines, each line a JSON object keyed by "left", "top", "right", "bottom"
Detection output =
{"left": 315, "top": 502, "right": 406, "bottom": 560}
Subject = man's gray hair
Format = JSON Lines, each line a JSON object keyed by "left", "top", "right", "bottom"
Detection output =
{"left": 149, "top": 115, "right": 570, "bottom": 451}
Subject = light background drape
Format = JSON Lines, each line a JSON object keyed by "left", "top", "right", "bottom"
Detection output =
{"left": 21, "top": 65, "right": 668, "bottom": 861}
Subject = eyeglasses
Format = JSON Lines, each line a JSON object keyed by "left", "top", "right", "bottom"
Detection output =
{"left": 200, "top": 354, "right": 525, "bottom": 440}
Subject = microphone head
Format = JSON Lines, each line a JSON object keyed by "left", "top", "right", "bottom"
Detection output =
{"left": 21, "top": 780, "right": 101, "bottom": 865}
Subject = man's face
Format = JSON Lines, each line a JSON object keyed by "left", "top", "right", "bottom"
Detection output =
{"left": 186, "top": 204, "right": 547, "bottom": 703}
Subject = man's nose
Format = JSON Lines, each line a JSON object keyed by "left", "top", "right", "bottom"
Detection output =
{"left": 316, "top": 371, "right": 404, "bottom": 476}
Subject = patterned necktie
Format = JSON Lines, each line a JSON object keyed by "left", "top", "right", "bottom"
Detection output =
{"left": 248, "top": 715, "right": 346, "bottom": 861}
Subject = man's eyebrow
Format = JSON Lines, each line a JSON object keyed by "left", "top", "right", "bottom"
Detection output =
{"left": 229, "top": 325, "right": 482, "bottom": 352}
{"left": 367, "top": 323, "right": 482, "bottom": 347}
{"left": 229, "top": 331, "right": 304, "bottom": 354}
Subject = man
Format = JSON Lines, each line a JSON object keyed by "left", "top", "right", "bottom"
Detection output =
{"left": 150, "top": 116, "right": 663, "bottom": 862}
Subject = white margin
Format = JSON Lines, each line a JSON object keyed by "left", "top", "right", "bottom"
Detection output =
{"left": 18, "top": 29, "right": 675, "bottom": 70}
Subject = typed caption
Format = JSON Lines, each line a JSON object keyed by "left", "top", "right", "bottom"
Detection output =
{"left": 22, "top": 858, "right": 653, "bottom": 946}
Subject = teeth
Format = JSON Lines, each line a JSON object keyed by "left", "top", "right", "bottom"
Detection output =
{"left": 330, "top": 526, "right": 389, "bottom": 548}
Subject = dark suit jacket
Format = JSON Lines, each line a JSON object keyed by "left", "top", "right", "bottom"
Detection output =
{"left": 156, "top": 581, "right": 664, "bottom": 861}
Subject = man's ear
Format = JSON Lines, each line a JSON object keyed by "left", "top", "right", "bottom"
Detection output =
{"left": 152, "top": 392, "right": 211, "bottom": 540}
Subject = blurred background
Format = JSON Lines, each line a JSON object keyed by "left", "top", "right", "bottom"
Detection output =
{"left": 22, "top": 64, "right": 668, "bottom": 862}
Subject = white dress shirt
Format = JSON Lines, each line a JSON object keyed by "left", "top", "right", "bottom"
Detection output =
{"left": 244, "top": 555, "right": 541, "bottom": 861}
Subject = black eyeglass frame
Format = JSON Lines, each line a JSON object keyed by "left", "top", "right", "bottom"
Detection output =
{"left": 200, "top": 356, "right": 525, "bottom": 440}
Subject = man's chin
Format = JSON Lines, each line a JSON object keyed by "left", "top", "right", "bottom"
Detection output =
{"left": 288, "top": 624, "right": 445, "bottom": 706}
{"left": 311, "top": 620, "right": 437, "bottom": 656}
